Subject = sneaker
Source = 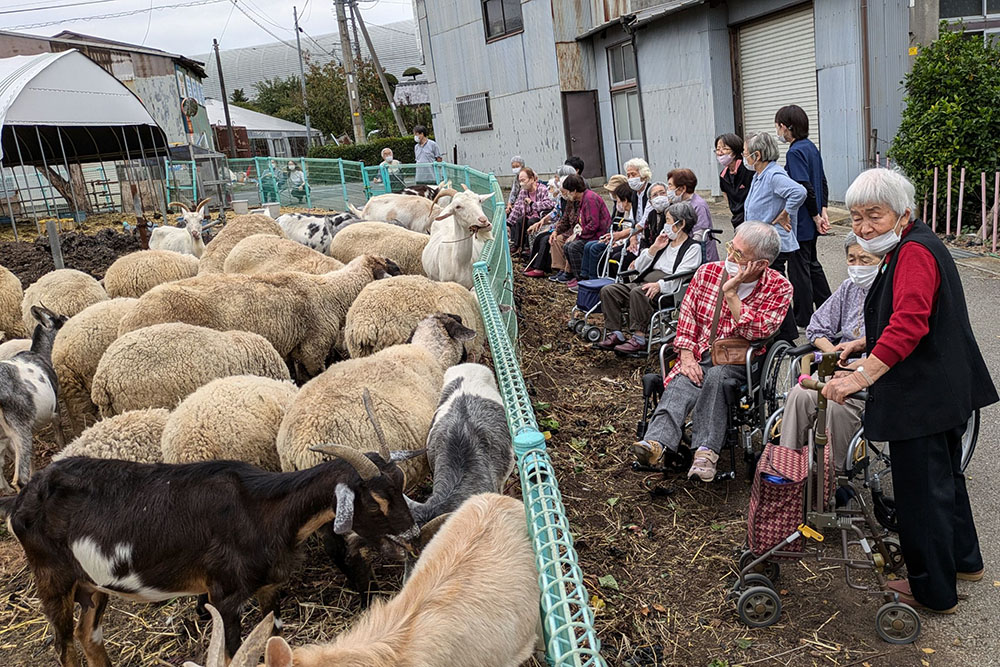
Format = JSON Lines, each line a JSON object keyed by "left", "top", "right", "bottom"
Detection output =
{"left": 550, "top": 271, "right": 569, "bottom": 283}
{"left": 566, "top": 279, "right": 578, "bottom": 288}
{"left": 687, "top": 448, "right": 719, "bottom": 482}
{"left": 568, "top": 285, "right": 578, "bottom": 293}
{"left": 523, "top": 269, "right": 546, "bottom": 278}
{"left": 597, "top": 332, "right": 624, "bottom": 349}
{"left": 613, "top": 338, "right": 646, "bottom": 354}
{"left": 632, "top": 440, "right": 664, "bottom": 466}
{"left": 957, "top": 568, "right": 985, "bottom": 582}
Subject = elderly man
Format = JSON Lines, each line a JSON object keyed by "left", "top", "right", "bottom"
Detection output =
{"left": 632, "top": 222, "right": 792, "bottom": 482}
{"left": 823, "top": 169, "right": 996, "bottom": 614}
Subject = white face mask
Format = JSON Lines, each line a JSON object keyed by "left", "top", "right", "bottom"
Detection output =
{"left": 725, "top": 260, "right": 742, "bottom": 276}
{"left": 414, "top": 135, "right": 420, "bottom": 143}
{"left": 665, "top": 221, "right": 680, "bottom": 240}
{"left": 857, "top": 214, "right": 907, "bottom": 255}
{"left": 847, "top": 264, "right": 879, "bottom": 289}
{"left": 628, "top": 176, "right": 642, "bottom": 191}
{"left": 512, "top": 167, "right": 521, "bottom": 174}
{"left": 776, "top": 127, "right": 788, "bottom": 144}
{"left": 651, "top": 195, "right": 669, "bottom": 213}
{"left": 667, "top": 188, "right": 681, "bottom": 203}
{"left": 615, "top": 201, "right": 625, "bottom": 213}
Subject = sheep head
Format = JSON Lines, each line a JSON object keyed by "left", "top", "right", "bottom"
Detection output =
{"left": 434, "top": 190, "right": 495, "bottom": 237}
{"left": 345, "top": 254, "right": 402, "bottom": 280}
{"left": 407, "top": 312, "right": 477, "bottom": 368}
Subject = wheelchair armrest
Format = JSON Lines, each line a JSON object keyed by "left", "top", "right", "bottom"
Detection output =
{"left": 707, "top": 228, "right": 724, "bottom": 240}
{"left": 618, "top": 269, "right": 638, "bottom": 280}
{"left": 787, "top": 342, "right": 817, "bottom": 357}
{"left": 642, "top": 373, "right": 664, "bottom": 399}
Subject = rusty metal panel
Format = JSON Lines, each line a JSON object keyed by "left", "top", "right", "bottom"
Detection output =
{"left": 110, "top": 51, "right": 134, "bottom": 82}
{"left": 552, "top": 0, "right": 594, "bottom": 41}
{"left": 0, "top": 33, "right": 52, "bottom": 58}
{"left": 556, "top": 42, "right": 587, "bottom": 91}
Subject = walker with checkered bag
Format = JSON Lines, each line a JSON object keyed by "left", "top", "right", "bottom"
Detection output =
{"left": 731, "top": 350, "right": 921, "bottom": 644}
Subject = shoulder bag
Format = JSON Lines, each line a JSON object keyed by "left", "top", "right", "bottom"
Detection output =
{"left": 708, "top": 272, "right": 750, "bottom": 365}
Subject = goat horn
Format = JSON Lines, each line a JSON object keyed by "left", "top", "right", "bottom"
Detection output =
{"left": 202, "top": 604, "right": 226, "bottom": 667}
{"left": 230, "top": 611, "right": 275, "bottom": 667}
{"left": 460, "top": 183, "right": 471, "bottom": 191}
{"left": 310, "top": 444, "right": 380, "bottom": 481}
{"left": 194, "top": 198, "right": 212, "bottom": 212}
{"left": 167, "top": 201, "right": 189, "bottom": 212}
{"left": 362, "top": 388, "right": 390, "bottom": 461}
{"left": 430, "top": 187, "right": 459, "bottom": 214}
{"left": 419, "top": 512, "right": 453, "bottom": 545}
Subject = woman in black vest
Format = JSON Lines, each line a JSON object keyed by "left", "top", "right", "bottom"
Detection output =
{"left": 824, "top": 169, "right": 997, "bottom": 614}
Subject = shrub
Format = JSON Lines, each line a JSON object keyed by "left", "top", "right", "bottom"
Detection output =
{"left": 309, "top": 136, "right": 417, "bottom": 164}
{"left": 891, "top": 25, "right": 1000, "bottom": 232}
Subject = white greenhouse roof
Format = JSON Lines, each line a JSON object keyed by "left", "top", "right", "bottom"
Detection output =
{"left": 204, "top": 98, "right": 320, "bottom": 137}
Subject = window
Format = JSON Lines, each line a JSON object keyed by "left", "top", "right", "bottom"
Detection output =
{"left": 482, "top": 0, "right": 523, "bottom": 41}
{"left": 456, "top": 92, "right": 493, "bottom": 132}
{"left": 609, "top": 41, "right": 636, "bottom": 88}
{"left": 608, "top": 41, "right": 642, "bottom": 163}
{"left": 940, "top": 0, "right": 984, "bottom": 17}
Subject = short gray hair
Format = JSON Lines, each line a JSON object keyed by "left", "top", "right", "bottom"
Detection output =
{"left": 844, "top": 231, "right": 860, "bottom": 252}
{"left": 736, "top": 221, "right": 781, "bottom": 263}
{"left": 745, "top": 131, "right": 780, "bottom": 163}
{"left": 624, "top": 157, "right": 652, "bottom": 181}
{"left": 511, "top": 155, "right": 524, "bottom": 166}
{"left": 555, "top": 164, "right": 576, "bottom": 178}
{"left": 650, "top": 181, "right": 668, "bottom": 192}
{"left": 666, "top": 201, "right": 697, "bottom": 232}
{"left": 844, "top": 168, "right": 916, "bottom": 220}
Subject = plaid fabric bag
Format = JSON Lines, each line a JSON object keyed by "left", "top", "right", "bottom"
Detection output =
{"left": 747, "top": 443, "right": 808, "bottom": 556}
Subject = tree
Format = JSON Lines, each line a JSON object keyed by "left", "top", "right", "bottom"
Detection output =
{"left": 891, "top": 25, "right": 1000, "bottom": 232}
{"left": 402, "top": 66, "right": 422, "bottom": 80}
{"left": 230, "top": 88, "right": 249, "bottom": 104}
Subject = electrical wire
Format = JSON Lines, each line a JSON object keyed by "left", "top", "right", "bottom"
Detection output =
{"left": 240, "top": 0, "right": 292, "bottom": 31}
{"left": 0, "top": 0, "right": 123, "bottom": 16}
{"left": 4, "top": 0, "right": 228, "bottom": 30}
{"left": 229, "top": 0, "right": 297, "bottom": 49}
{"left": 218, "top": 0, "right": 237, "bottom": 42}
{"left": 140, "top": 0, "right": 154, "bottom": 46}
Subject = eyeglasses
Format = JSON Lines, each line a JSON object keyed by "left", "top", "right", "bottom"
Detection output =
{"left": 725, "top": 241, "right": 747, "bottom": 263}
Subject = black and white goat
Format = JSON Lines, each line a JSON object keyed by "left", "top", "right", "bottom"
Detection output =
{"left": 0, "top": 445, "right": 420, "bottom": 666}
{"left": 0, "top": 304, "right": 66, "bottom": 492}
{"left": 276, "top": 211, "right": 360, "bottom": 253}
{"left": 406, "top": 363, "right": 515, "bottom": 527}
{"left": 402, "top": 179, "right": 451, "bottom": 200}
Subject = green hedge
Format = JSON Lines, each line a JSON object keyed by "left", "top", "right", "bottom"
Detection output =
{"left": 309, "top": 136, "right": 421, "bottom": 164}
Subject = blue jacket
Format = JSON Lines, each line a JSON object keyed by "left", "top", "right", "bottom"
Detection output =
{"left": 785, "top": 138, "right": 826, "bottom": 242}
{"left": 743, "top": 162, "right": 805, "bottom": 254}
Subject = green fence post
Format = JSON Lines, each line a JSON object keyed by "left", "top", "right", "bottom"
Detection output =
{"left": 300, "top": 157, "right": 311, "bottom": 208}
{"left": 338, "top": 159, "right": 348, "bottom": 209}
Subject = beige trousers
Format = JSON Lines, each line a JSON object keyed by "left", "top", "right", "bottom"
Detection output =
{"left": 550, "top": 232, "right": 570, "bottom": 271}
{"left": 778, "top": 381, "right": 865, "bottom": 471}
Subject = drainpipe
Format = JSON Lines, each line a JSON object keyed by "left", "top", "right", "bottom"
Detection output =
{"left": 622, "top": 16, "right": 650, "bottom": 161}
{"left": 860, "top": 0, "right": 873, "bottom": 166}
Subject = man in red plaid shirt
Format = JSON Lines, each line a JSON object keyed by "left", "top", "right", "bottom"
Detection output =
{"left": 633, "top": 222, "right": 792, "bottom": 482}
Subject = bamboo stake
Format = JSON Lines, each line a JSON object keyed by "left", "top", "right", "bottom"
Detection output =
{"left": 956, "top": 167, "right": 966, "bottom": 234}
{"left": 932, "top": 167, "right": 939, "bottom": 232}
{"left": 945, "top": 165, "right": 953, "bottom": 236}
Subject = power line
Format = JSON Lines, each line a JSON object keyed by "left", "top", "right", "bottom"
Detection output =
{"left": 229, "top": 0, "right": 297, "bottom": 49}
{"left": 218, "top": 0, "right": 237, "bottom": 42}
{"left": 240, "top": 0, "right": 292, "bottom": 31}
{"left": 0, "top": 0, "right": 123, "bottom": 17}
{"left": 4, "top": 0, "right": 227, "bottom": 30}
{"left": 140, "top": 0, "right": 154, "bottom": 45}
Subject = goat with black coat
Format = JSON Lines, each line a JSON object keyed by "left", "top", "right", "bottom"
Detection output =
{"left": 0, "top": 445, "right": 419, "bottom": 667}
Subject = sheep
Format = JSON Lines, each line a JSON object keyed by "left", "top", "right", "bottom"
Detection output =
{"left": 103, "top": 250, "right": 200, "bottom": 298}
{"left": 119, "top": 255, "right": 399, "bottom": 379}
{"left": 357, "top": 193, "right": 447, "bottom": 233}
{"left": 21, "top": 268, "right": 108, "bottom": 334}
{"left": 198, "top": 213, "right": 284, "bottom": 274}
{"left": 0, "top": 264, "right": 26, "bottom": 339}
{"left": 275, "top": 211, "right": 358, "bottom": 253}
{"left": 51, "top": 298, "right": 138, "bottom": 436}
{"left": 344, "top": 275, "right": 485, "bottom": 360}
{"left": 161, "top": 376, "right": 297, "bottom": 471}
{"left": 150, "top": 200, "right": 209, "bottom": 258}
{"left": 422, "top": 187, "right": 495, "bottom": 289}
{"left": 0, "top": 446, "right": 419, "bottom": 665}
{"left": 223, "top": 234, "right": 344, "bottom": 276}
{"left": 52, "top": 408, "right": 169, "bottom": 464}
{"left": 91, "top": 322, "right": 291, "bottom": 416}
{"left": 328, "top": 221, "right": 429, "bottom": 276}
{"left": 264, "top": 493, "right": 541, "bottom": 667}
{"left": 0, "top": 338, "right": 31, "bottom": 359}
{"left": 0, "top": 305, "right": 67, "bottom": 491}
{"left": 406, "top": 364, "right": 514, "bottom": 526}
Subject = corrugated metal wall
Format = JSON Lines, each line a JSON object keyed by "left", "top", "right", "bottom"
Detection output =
{"left": 866, "top": 0, "right": 909, "bottom": 161}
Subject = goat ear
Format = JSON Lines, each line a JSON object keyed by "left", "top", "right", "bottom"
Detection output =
{"left": 264, "top": 636, "right": 294, "bottom": 667}
{"left": 389, "top": 449, "right": 425, "bottom": 462}
{"left": 419, "top": 512, "right": 453, "bottom": 546}
{"left": 443, "top": 316, "right": 477, "bottom": 342}
{"left": 478, "top": 191, "right": 496, "bottom": 202}
{"left": 333, "top": 483, "right": 356, "bottom": 535}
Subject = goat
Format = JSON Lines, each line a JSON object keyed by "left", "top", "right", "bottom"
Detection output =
{"left": 421, "top": 187, "right": 495, "bottom": 289}
{"left": 183, "top": 604, "right": 273, "bottom": 667}
{"left": 0, "top": 304, "right": 67, "bottom": 492}
{"left": 356, "top": 193, "right": 447, "bottom": 234}
{"left": 401, "top": 179, "right": 451, "bottom": 200}
{"left": 275, "top": 211, "right": 359, "bottom": 254}
{"left": 151, "top": 199, "right": 208, "bottom": 257}
{"left": 264, "top": 493, "right": 542, "bottom": 667}
{"left": 1, "top": 445, "right": 420, "bottom": 666}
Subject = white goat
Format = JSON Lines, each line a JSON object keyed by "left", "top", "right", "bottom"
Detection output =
{"left": 356, "top": 193, "right": 448, "bottom": 234}
{"left": 151, "top": 199, "right": 208, "bottom": 257}
{"left": 421, "top": 187, "right": 495, "bottom": 289}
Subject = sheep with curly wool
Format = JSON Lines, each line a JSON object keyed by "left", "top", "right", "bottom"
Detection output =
{"left": 344, "top": 274, "right": 484, "bottom": 360}
{"left": 103, "top": 250, "right": 200, "bottom": 298}
{"left": 223, "top": 234, "right": 344, "bottom": 276}
{"left": 198, "top": 213, "right": 284, "bottom": 274}
{"left": 0, "top": 265, "right": 26, "bottom": 339}
{"left": 161, "top": 375, "right": 297, "bottom": 471}
{"left": 328, "top": 221, "right": 429, "bottom": 276}
{"left": 91, "top": 322, "right": 290, "bottom": 416}
{"left": 119, "top": 255, "right": 399, "bottom": 379}
{"left": 0, "top": 338, "right": 30, "bottom": 360}
{"left": 276, "top": 313, "right": 477, "bottom": 490}
{"left": 51, "top": 298, "right": 138, "bottom": 436}
{"left": 21, "top": 269, "right": 107, "bottom": 334}
{"left": 52, "top": 408, "right": 169, "bottom": 464}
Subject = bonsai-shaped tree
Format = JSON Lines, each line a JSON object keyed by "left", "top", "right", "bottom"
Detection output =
{"left": 402, "top": 66, "right": 422, "bottom": 81}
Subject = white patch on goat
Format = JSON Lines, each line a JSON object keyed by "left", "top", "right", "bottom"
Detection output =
{"left": 434, "top": 365, "right": 502, "bottom": 421}
{"left": 0, "top": 359, "right": 56, "bottom": 422}
{"left": 273, "top": 617, "right": 284, "bottom": 630}
{"left": 91, "top": 627, "right": 104, "bottom": 644}
{"left": 71, "top": 537, "right": 191, "bottom": 602}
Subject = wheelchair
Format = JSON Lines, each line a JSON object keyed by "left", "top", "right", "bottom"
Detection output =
{"left": 634, "top": 335, "right": 794, "bottom": 481}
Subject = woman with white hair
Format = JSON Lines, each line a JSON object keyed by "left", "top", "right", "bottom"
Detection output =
{"left": 506, "top": 155, "right": 525, "bottom": 215}
{"left": 823, "top": 168, "right": 996, "bottom": 614}
{"left": 625, "top": 157, "right": 652, "bottom": 224}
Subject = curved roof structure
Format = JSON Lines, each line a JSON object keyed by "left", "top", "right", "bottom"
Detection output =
{"left": 204, "top": 98, "right": 320, "bottom": 138}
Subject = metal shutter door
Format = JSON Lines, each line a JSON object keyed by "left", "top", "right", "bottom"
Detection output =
{"left": 738, "top": 4, "right": 819, "bottom": 163}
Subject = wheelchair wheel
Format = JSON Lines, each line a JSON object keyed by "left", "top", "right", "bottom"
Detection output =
{"left": 960, "top": 409, "right": 980, "bottom": 472}
{"left": 567, "top": 317, "right": 579, "bottom": 332}
{"left": 879, "top": 537, "right": 905, "bottom": 574}
{"left": 760, "top": 340, "right": 793, "bottom": 415}
{"left": 875, "top": 602, "right": 920, "bottom": 644}
{"left": 737, "top": 586, "right": 782, "bottom": 628}
{"left": 583, "top": 325, "right": 603, "bottom": 343}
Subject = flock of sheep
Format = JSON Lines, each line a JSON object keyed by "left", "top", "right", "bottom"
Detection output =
{"left": 0, "top": 185, "right": 543, "bottom": 667}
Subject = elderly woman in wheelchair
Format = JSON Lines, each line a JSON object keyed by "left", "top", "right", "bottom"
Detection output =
{"left": 631, "top": 222, "right": 792, "bottom": 482}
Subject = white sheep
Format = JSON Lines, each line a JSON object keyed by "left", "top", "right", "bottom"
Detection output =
{"left": 276, "top": 313, "right": 477, "bottom": 490}
{"left": 0, "top": 265, "right": 26, "bottom": 339}
{"left": 223, "top": 234, "right": 344, "bottom": 276}
{"left": 0, "top": 338, "right": 30, "bottom": 360}
{"left": 422, "top": 188, "right": 495, "bottom": 289}
{"left": 161, "top": 376, "right": 297, "bottom": 471}
{"left": 327, "top": 221, "right": 429, "bottom": 276}
{"left": 103, "top": 250, "right": 200, "bottom": 298}
{"left": 21, "top": 268, "right": 108, "bottom": 334}
{"left": 119, "top": 255, "right": 399, "bottom": 379}
{"left": 150, "top": 200, "right": 208, "bottom": 258}
{"left": 90, "top": 322, "right": 291, "bottom": 416}
{"left": 344, "top": 274, "right": 484, "bottom": 359}
{"left": 53, "top": 408, "right": 169, "bottom": 464}
{"left": 198, "top": 213, "right": 284, "bottom": 274}
{"left": 357, "top": 193, "right": 446, "bottom": 233}
{"left": 52, "top": 298, "right": 139, "bottom": 436}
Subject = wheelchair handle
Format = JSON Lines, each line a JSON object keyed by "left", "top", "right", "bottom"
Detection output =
{"left": 799, "top": 377, "right": 868, "bottom": 402}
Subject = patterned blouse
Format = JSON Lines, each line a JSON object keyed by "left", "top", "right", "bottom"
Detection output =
{"left": 806, "top": 278, "right": 867, "bottom": 344}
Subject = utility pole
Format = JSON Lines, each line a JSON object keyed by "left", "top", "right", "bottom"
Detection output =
{"left": 336, "top": 0, "right": 365, "bottom": 143}
{"left": 351, "top": 1, "right": 407, "bottom": 136}
{"left": 293, "top": 6, "right": 313, "bottom": 150}
{"left": 213, "top": 39, "right": 238, "bottom": 158}
{"left": 349, "top": 1, "right": 362, "bottom": 60}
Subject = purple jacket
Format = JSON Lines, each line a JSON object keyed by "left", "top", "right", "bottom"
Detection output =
{"left": 509, "top": 183, "right": 555, "bottom": 224}
{"left": 576, "top": 189, "right": 612, "bottom": 241}
{"left": 689, "top": 193, "right": 719, "bottom": 261}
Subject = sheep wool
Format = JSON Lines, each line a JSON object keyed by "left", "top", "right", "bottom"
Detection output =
{"left": 91, "top": 322, "right": 291, "bottom": 416}
{"left": 0, "top": 264, "right": 26, "bottom": 339}
{"left": 0, "top": 338, "right": 30, "bottom": 360}
{"left": 52, "top": 298, "right": 139, "bottom": 436}
{"left": 53, "top": 408, "right": 169, "bottom": 464}
{"left": 223, "top": 234, "right": 344, "bottom": 276}
{"left": 161, "top": 375, "right": 297, "bottom": 471}
{"left": 198, "top": 213, "right": 284, "bottom": 274}
{"left": 21, "top": 268, "right": 108, "bottom": 334}
{"left": 344, "top": 275, "right": 484, "bottom": 359}
{"left": 328, "top": 222, "right": 428, "bottom": 276}
{"left": 103, "top": 250, "right": 200, "bottom": 298}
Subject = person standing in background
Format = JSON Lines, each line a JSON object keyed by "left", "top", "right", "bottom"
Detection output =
{"left": 716, "top": 133, "right": 754, "bottom": 229}
{"left": 413, "top": 124, "right": 442, "bottom": 184}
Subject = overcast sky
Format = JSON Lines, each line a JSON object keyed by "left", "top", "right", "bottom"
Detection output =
{"left": 1, "top": 0, "right": 414, "bottom": 59}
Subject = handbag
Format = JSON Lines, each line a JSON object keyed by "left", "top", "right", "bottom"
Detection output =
{"left": 708, "top": 273, "right": 750, "bottom": 366}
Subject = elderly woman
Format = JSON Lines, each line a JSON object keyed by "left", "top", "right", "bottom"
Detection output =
{"left": 625, "top": 158, "right": 653, "bottom": 224}
{"left": 823, "top": 169, "right": 996, "bottom": 614}
{"left": 506, "top": 155, "right": 525, "bottom": 215}
{"left": 632, "top": 222, "right": 792, "bottom": 482}
{"left": 597, "top": 201, "right": 703, "bottom": 354}
{"left": 523, "top": 177, "right": 565, "bottom": 278}
{"left": 666, "top": 169, "right": 719, "bottom": 262}
{"left": 778, "top": 233, "right": 881, "bottom": 469}
{"left": 508, "top": 167, "right": 555, "bottom": 259}
{"left": 559, "top": 174, "right": 612, "bottom": 292}
{"left": 579, "top": 180, "right": 632, "bottom": 280}
{"left": 715, "top": 133, "right": 754, "bottom": 229}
